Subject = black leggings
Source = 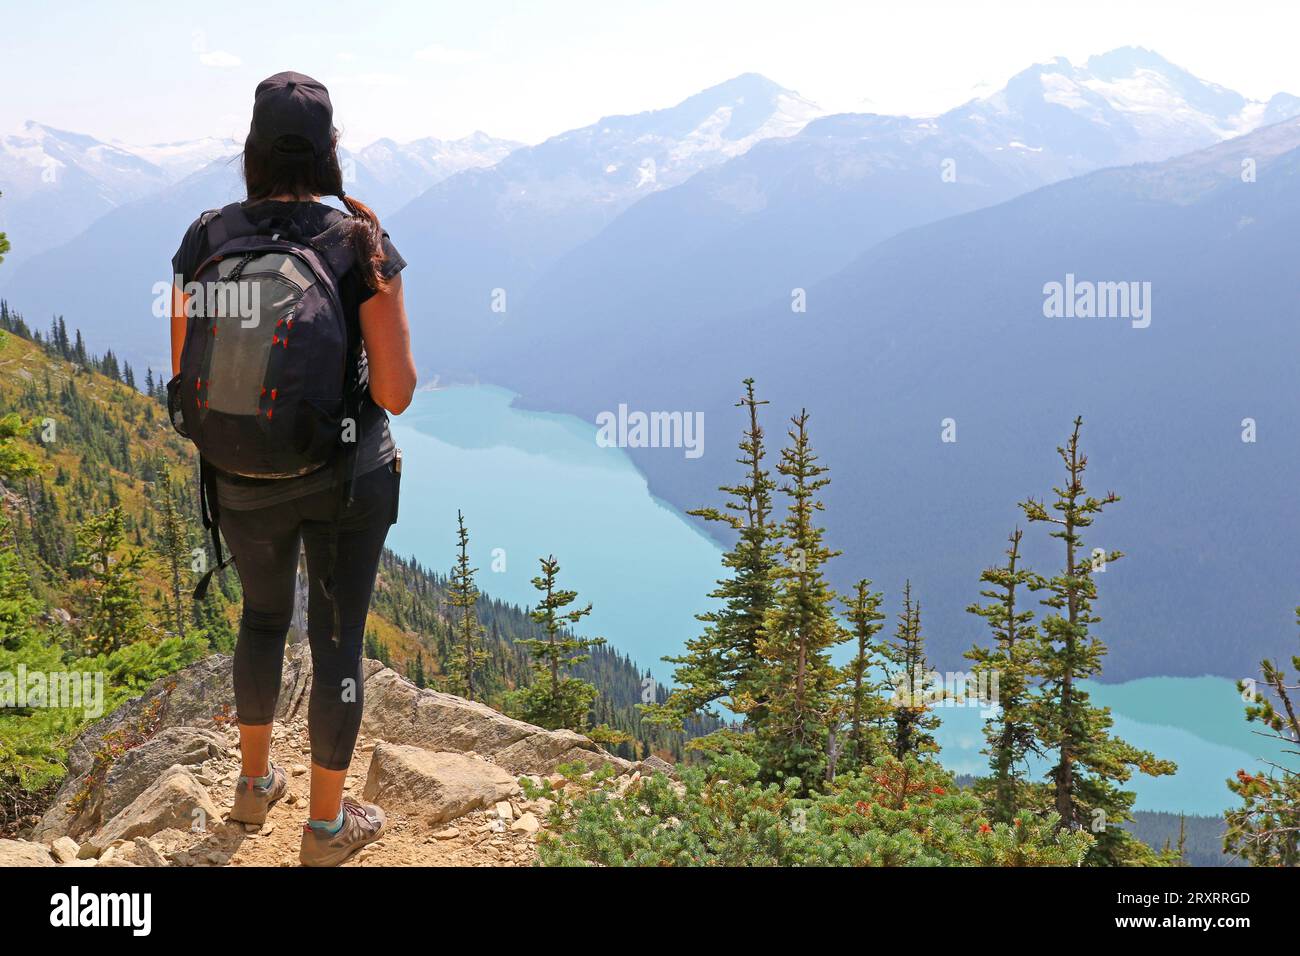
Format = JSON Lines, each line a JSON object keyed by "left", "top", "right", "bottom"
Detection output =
{"left": 219, "top": 461, "right": 399, "bottom": 771}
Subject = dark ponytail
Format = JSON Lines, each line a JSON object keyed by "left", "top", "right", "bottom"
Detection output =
{"left": 338, "top": 194, "right": 388, "bottom": 294}
{"left": 241, "top": 129, "right": 389, "bottom": 292}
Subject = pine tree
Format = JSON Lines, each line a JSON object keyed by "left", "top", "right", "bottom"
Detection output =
{"left": 445, "top": 510, "right": 487, "bottom": 698}
{"left": 883, "top": 581, "right": 941, "bottom": 760}
{"left": 0, "top": 413, "right": 40, "bottom": 495}
{"left": 756, "top": 409, "right": 848, "bottom": 790}
{"left": 649, "top": 379, "right": 780, "bottom": 731}
{"left": 407, "top": 650, "right": 428, "bottom": 689}
{"left": 364, "top": 630, "right": 392, "bottom": 668}
{"left": 1022, "top": 417, "right": 1175, "bottom": 864}
{"left": 0, "top": 509, "right": 41, "bottom": 651}
{"left": 964, "top": 529, "right": 1041, "bottom": 822}
{"left": 152, "top": 462, "right": 191, "bottom": 640}
{"left": 1225, "top": 606, "right": 1300, "bottom": 866}
{"left": 70, "top": 506, "right": 151, "bottom": 654}
{"left": 840, "top": 579, "right": 890, "bottom": 773}
{"left": 511, "top": 556, "right": 606, "bottom": 732}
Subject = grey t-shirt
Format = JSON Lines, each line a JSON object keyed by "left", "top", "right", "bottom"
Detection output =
{"left": 172, "top": 200, "right": 403, "bottom": 510}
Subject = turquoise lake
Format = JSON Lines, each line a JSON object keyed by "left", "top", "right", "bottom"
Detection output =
{"left": 388, "top": 385, "right": 1293, "bottom": 817}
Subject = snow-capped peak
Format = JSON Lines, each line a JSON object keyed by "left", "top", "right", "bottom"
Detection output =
{"left": 956, "top": 47, "right": 1299, "bottom": 168}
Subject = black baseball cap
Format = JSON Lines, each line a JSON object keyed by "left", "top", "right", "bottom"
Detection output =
{"left": 249, "top": 71, "right": 334, "bottom": 156}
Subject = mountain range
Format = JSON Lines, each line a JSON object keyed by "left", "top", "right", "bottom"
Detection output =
{"left": 0, "top": 123, "right": 520, "bottom": 273}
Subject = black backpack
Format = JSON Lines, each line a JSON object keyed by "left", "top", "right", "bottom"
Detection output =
{"left": 167, "top": 202, "right": 363, "bottom": 616}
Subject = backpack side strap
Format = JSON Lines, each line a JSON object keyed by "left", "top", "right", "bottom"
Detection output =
{"left": 193, "top": 456, "right": 234, "bottom": 600}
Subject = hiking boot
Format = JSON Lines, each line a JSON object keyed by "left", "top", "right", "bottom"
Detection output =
{"left": 299, "top": 797, "right": 387, "bottom": 867}
{"left": 229, "top": 764, "right": 288, "bottom": 825}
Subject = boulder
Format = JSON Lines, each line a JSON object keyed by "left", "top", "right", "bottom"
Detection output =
{"left": 362, "top": 667, "right": 618, "bottom": 774}
{"left": 86, "top": 765, "right": 221, "bottom": 854}
{"left": 112, "top": 837, "right": 168, "bottom": 868}
{"left": 0, "top": 838, "right": 55, "bottom": 867}
{"left": 101, "top": 727, "right": 228, "bottom": 823}
{"left": 49, "top": 836, "right": 80, "bottom": 864}
{"left": 641, "top": 755, "right": 679, "bottom": 779}
{"left": 510, "top": 812, "right": 540, "bottom": 835}
{"left": 362, "top": 743, "right": 520, "bottom": 825}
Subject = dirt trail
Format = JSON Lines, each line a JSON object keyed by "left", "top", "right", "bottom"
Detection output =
{"left": 165, "top": 716, "right": 538, "bottom": 868}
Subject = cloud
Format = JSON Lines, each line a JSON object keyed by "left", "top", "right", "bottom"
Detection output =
{"left": 414, "top": 43, "right": 477, "bottom": 65}
{"left": 190, "top": 30, "right": 241, "bottom": 68}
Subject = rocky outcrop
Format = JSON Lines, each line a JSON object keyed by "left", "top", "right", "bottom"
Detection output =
{"left": 14, "top": 646, "right": 672, "bottom": 868}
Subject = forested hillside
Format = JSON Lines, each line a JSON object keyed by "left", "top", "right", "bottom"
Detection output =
{"left": 0, "top": 303, "right": 708, "bottom": 832}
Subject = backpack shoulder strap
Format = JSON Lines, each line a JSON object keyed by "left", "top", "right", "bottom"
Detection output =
{"left": 203, "top": 202, "right": 257, "bottom": 251}
{"left": 309, "top": 216, "right": 359, "bottom": 278}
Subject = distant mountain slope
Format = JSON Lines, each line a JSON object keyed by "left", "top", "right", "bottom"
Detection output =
{"left": 385, "top": 73, "right": 823, "bottom": 375}
{"left": 352, "top": 132, "right": 522, "bottom": 216}
{"left": 0, "top": 123, "right": 179, "bottom": 268}
{"left": 502, "top": 114, "right": 1300, "bottom": 682}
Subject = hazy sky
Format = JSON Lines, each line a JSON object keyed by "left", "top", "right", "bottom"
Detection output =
{"left": 4, "top": 0, "right": 1299, "bottom": 148}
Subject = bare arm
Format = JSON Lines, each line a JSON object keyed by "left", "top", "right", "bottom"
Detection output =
{"left": 359, "top": 272, "right": 416, "bottom": 414}
{"left": 170, "top": 284, "right": 188, "bottom": 377}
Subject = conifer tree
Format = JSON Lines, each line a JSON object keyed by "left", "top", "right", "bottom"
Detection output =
{"left": 756, "top": 410, "right": 848, "bottom": 789}
{"left": 445, "top": 510, "right": 487, "bottom": 698}
{"left": 964, "top": 529, "right": 1041, "bottom": 822}
{"left": 0, "top": 190, "right": 8, "bottom": 266}
{"left": 1022, "top": 417, "right": 1174, "bottom": 864}
{"left": 71, "top": 506, "right": 150, "bottom": 654}
{"left": 152, "top": 462, "right": 191, "bottom": 640}
{"left": 1225, "top": 606, "right": 1300, "bottom": 866}
{"left": 511, "top": 556, "right": 605, "bottom": 731}
{"left": 407, "top": 650, "right": 428, "bottom": 689}
{"left": 649, "top": 379, "right": 781, "bottom": 732}
{"left": 0, "top": 414, "right": 41, "bottom": 654}
{"left": 841, "top": 579, "right": 890, "bottom": 772}
{"left": 0, "top": 413, "right": 39, "bottom": 489}
{"left": 884, "top": 581, "right": 940, "bottom": 760}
